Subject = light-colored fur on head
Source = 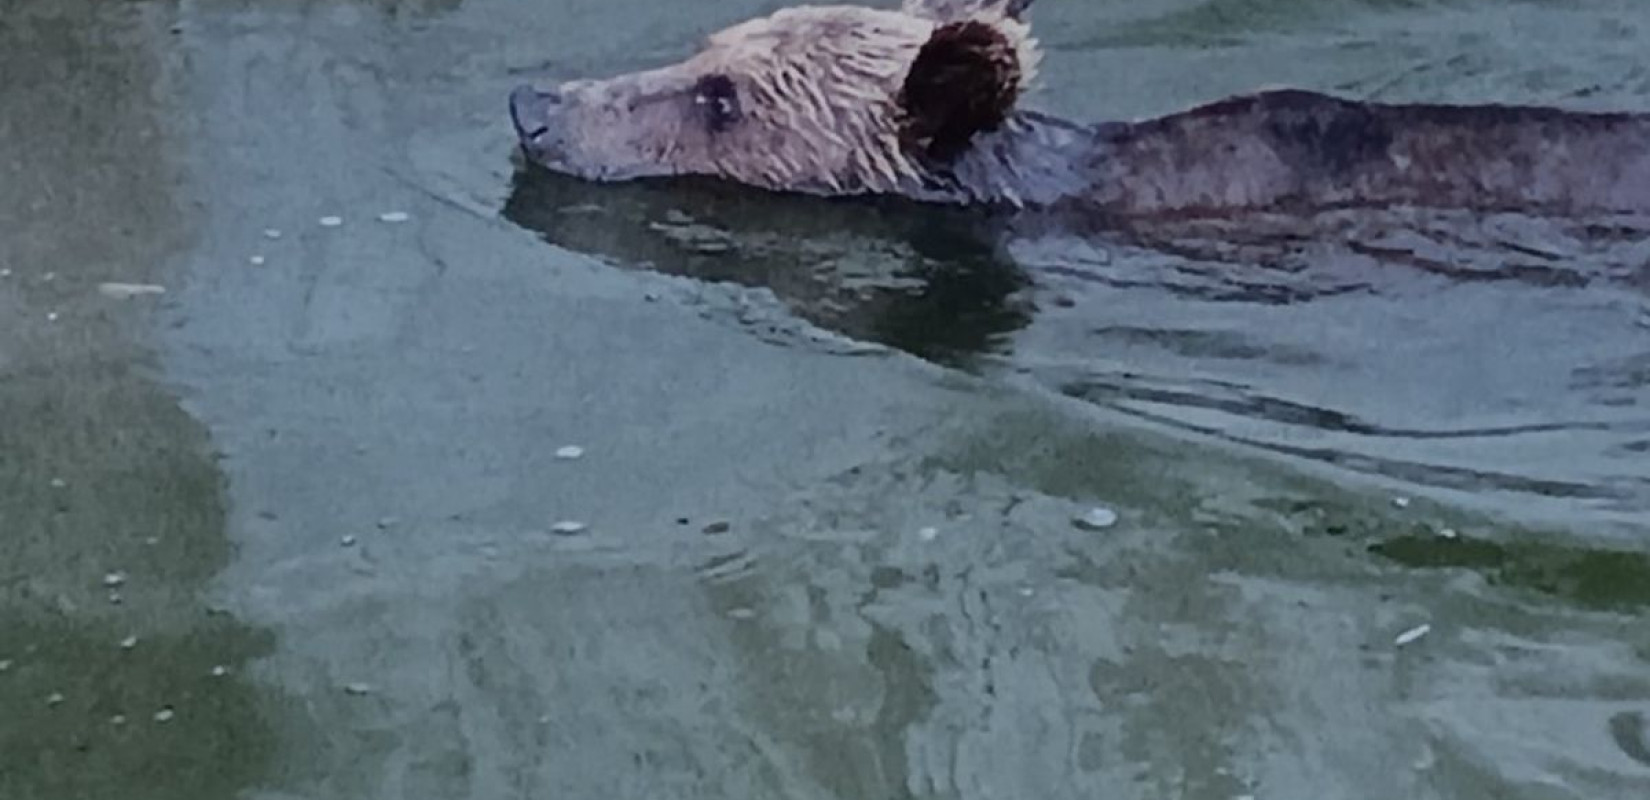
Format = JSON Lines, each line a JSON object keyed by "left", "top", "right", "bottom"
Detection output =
{"left": 516, "top": 4, "right": 1041, "bottom": 196}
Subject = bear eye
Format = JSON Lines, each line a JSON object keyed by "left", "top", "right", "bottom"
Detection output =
{"left": 693, "top": 73, "right": 741, "bottom": 133}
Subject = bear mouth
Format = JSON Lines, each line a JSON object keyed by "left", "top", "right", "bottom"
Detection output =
{"left": 508, "top": 84, "right": 559, "bottom": 146}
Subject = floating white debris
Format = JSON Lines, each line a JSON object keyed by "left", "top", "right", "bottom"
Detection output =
{"left": 343, "top": 682, "right": 373, "bottom": 696}
{"left": 46, "top": 692, "right": 65, "bottom": 707}
{"left": 108, "top": 591, "right": 123, "bottom": 605}
{"left": 340, "top": 535, "right": 357, "bottom": 548}
{"left": 42, "top": 271, "right": 56, "bottom": 281}
{"left": 210, "top": 665, "right": 229, "bottom": 678}
{"left": 554, "top": 445, "right": 585, "bottom": 460}
{"left": 0, "top": 659, "right": 11, "bottom": 672}
{"left": 263, "top": 228, "right": 282, "bottom": 239}
{"left": 103, "top": 572, "right": 127, "bottom": 588}
{"left": 1073, "top": 506, "right": 1119, "bottom": 531}
{"left": 248, "top": 255, "right": 266, "bottom": 266}
{"left": 144, "top": 536, "right": 160, "bottom": 546}
{"left": 111, "top": 714, "right": 127, "bottom": 726}
{"left": 1019, "top": 587, "right": 1036, "bottom": 597}
{"left": 643, "top": 292, "right": 661, "bottom": 302}
{"left": 318, "top": 215, "right": 343, "bottom": 227}
{"left": 46, "top": 311, "right": 59, "bottom": 322}
{"left": 376, "top": 517, "right": 398, "bottom": 530}
{"left": 50, "top": 478, "right": 67, "bottom": 489}
{"left": 550, "top": 520, "right": 588, "bottom": 536}
{"left": 119, "top": 635, "right": 138, "bottom": 650}
{"left": 1437, "top": 527, "right": 1459, "bottom": 540}
{"left": 377, "top": 211, "right": 410, "bottom": 224}
{"left": 917, "top": 526, "right": 939, "bottom": 542}
{"left": 97, "top": 282, "right": 167, "bottom": 299}
{"left": 726, "top": 608, "right": 756, "bottom": 620}
{"left": 1394, "top": 623, "right": 1432, "bottom": 647}
{"left": 1393, "top": 496, "right": 1412, "bottom": 509}
{"left": 153, "top": 708, "right": 175, "bottom": 723}
{"left": 0, "top": 268, "right": 10, "bottom": 277}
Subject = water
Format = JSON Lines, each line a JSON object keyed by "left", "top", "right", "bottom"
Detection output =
{"left": 3, "top": 1, "right": 1648, "bottom": 798}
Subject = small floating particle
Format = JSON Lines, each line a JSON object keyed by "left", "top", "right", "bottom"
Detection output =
{"left": 103, "top": 572, "right": 127, "bottom": 588}
{"left": 46, "top": 692, "right": 65, "bottom": 707}
{"left": 263, "top": 228, "right": 282, "bottom": 239}
{"left": 97, "top": 282, "right": 167, "bottom": 299}
{"left": 538, "top": 714, "right": 552, "bottom": 725}
{"left": 318, "top": 215, "right": 343, "bottom": 227}
{"left": 119, "top": 635, "right": 138, "bottom": 650}
{"left": 108, "top": 591, "right": 123, "bottom": 605}
{"left": 0, "top": 268, "right": 10, "bottom": 277}
{"left": 1394, "top": 623, "right": 1432, "bottom": 647}
{"left": 42, "top": 271, "right": 56, "bottom": 282}
{"left": 210, "top": 665, "right": 229, "bottom": 678}
{"left": 1437, "top": 527, "right": 1458, "bottom": 540}
{"left": 1073, "top": 507, "right": 1119, "bottom": 531}
{"left": 701, "top": 520, "right": 731, "bottom": 535}
{"left": 376, "top": 516, "right": 398, "bottom": 530}
{"left": 643, "top": 292, "right": 660, "bottom": 302}
{"left": 248, "top": 255, "right": 266, "bottom": 266}
{"left": 917, "top": 526, "right": 939, "bottom": 542}
{"left": 726, "top": 608, "right": 756, "bottom": 620}
{"left": 554, "top": 445, "right": 585, "bottom": 460}
{"left": 144, "top": 536, "right": 160, "bottom": 546}
{"left": 343, "top": 682, "right": 373, "bottom": 696}
{"left": 153, "top": 708, "right": 175, "bottom": 723}
{"left": 340, "top": 535, "right": 357, "bottom": 548}
{"left": 377, "top": 210, "right": 410, "bottom": 223}
{"left": 46, "top": 311, "right": 59, "bottom": 322}
{"left": 50, "top": 478, "right": 67, "bottom": 489}
{"left": 1019, "top": 587, "right": 1036, "bottom": 597}
{"left": 550, "top": 520, "right": 588, "bottom": 536}
{"left": 1393, "top": 496, "right": 1412, "bottom": 509}
{"left": 0, "top": 659, "right": 12, "bottom": 672}
{"left": 111, "top": 714, "right": 127, "bottom": 726}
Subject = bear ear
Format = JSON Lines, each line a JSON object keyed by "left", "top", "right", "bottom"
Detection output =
{"left": 897, "top": 19, "right": 1025, "bottom": 162}
{"left": 901, "top": 0, "right": 1036, "bottom": 22}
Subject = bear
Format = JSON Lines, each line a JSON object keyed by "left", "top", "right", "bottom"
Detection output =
{"left": 509, "top": 0, "right": 1650, "bottom": 217}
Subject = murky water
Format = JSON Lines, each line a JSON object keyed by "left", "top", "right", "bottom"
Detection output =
{"left": 4, "top": 0, "right": 1649, "bottom": 798}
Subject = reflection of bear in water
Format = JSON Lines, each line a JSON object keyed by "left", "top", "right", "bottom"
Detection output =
{"left": 510, "top": 0, "right": 1650, "bottom": 217}
{"left": 499, "top": 169, "right": 1034, "bottom": 366}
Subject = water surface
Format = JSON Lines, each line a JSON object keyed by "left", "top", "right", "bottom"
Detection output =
{"left": 3, "top": 1, "right": 1648, "bottom": 798}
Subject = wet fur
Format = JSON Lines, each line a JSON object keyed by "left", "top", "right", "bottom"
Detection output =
{"left": 1083, "top": 89, "right": 1650, "bottom": 217}
{"left": 512, "top": 0, "right": 1650, "bottom": 218}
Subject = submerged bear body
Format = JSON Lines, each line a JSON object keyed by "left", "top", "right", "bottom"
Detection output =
{"left": 508, "top": 0, "right": 1650, "bottom": 218}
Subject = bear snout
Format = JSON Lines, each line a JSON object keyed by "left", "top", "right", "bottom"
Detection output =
{"left": 509, "top": 84, "right": 562, "bottom": 144}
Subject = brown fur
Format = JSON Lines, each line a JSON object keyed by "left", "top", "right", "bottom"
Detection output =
{"left": 512, "top": 0, "right": 1650, "bottom": 217}
{"left": 899, "top": 20, "right": 1025, "bottom": 161}
{"left": 1083, "top": 89, "right": 1650, "bottom": 216}
{"left": 510, "top": 3, "right": 1039, "bottom": 195}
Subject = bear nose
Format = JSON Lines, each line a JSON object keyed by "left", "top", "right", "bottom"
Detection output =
{"left": 509, "top": 84, "right": 562, "bottom": 141}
